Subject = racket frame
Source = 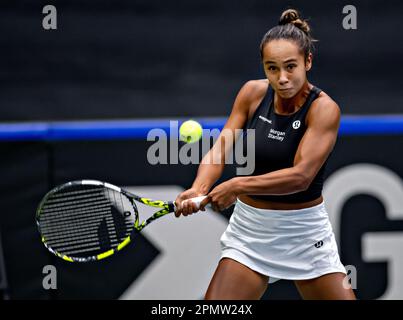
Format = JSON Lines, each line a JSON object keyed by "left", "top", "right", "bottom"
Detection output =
{"left": 36, "top": 180, "right": 175, "bottom": 263}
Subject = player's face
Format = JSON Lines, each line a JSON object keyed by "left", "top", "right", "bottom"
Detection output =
{"left": 262, "top": 39, "right": 312, "bottom": 99}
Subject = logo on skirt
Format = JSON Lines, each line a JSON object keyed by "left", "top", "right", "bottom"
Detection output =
{"left": 314, "top": 240, "right": 324, "bottom": 248}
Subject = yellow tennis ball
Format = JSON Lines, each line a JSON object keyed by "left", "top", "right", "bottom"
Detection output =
{"left": 179, "top": 120, "right": 203, "bottom": 143}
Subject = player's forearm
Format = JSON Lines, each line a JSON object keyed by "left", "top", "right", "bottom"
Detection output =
{"left": 234, "top": 167, "right": 308, "bottom": 196}
{"left": 192, "top": 163, "right": 224, "bottom": 194}
{"left": 192, "top": 130, "right": 235, "bottom": 194}
{"left": 192, "top": 152, "right": 225, "bottom": 194}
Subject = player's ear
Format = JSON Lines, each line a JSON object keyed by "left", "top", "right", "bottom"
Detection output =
{"left": 305, "top": 53, "right": 313, "bottom": 71}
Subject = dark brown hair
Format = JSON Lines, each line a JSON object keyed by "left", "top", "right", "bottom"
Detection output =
{"left": 260, "top": 9, "right": 317, "bottom": 62}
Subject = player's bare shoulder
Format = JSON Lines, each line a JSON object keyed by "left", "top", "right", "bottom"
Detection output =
{"left": 241, "top": 79, "right": 268, "bottom": 102}
{"left": 306, "top": 89, "right": 341, "bottom": 128}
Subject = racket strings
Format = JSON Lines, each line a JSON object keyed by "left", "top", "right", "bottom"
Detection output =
{"left": 42, "top": 215, "right": 134, "bottom": 240}
{"left": 42, "top": 220, "right": 132, "bottom": 255}
{"left": 47, "top": 187, "right": 103, "bottom": 198}
{"left": 41, "top": 212, "right": 134, "bottom": 234}
{"left": 51, "top": 235, "right": 125, "bottom": 254}
{"left": 38, "top": 185, "right": 136, "bottom": 258}
{"left": 42, "top": 196, "right": 110, "bottom": 213}
{"left": 41, "top": 208, "right": 121, "bottom": 229}
{"left": 43, "top": 189, "right": 105, "bottom": 203}
{"left": 42, "top": 217, "right": 133, "bottom": 243}
{"left": 48, "top": 232, "right": 129, "bottom": 255}
{"left": 41, "top": 207, "right": 112, "bottom": 225}
{"left": 42, "top": 222, "right": 126, "bottom": 244}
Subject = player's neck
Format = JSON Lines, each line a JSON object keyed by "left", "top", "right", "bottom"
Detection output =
{"left": 274, "top": 81, "right": 312, "bottom": 115}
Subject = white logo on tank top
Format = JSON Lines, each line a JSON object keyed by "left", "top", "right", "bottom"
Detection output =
{"left": 259, "top": 116, "right": 272, "bottom": 124}
{"left": 292, "top": 120, "right": 301, "bottom": 129}
{"left": 268, "top": 129, "right": 285, "bottom": 142}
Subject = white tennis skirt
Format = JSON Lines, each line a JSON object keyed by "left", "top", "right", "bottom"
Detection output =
{"left": 220, "top": 198, "right": 347, "bottom": 284}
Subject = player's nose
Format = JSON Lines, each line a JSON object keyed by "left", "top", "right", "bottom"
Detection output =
{"left": 278, "top": 72, "right": 289, "bottom": 85}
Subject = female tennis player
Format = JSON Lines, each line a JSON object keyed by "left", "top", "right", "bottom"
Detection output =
{"left": 175, "top": 8, "right": 356, "bottom": 300}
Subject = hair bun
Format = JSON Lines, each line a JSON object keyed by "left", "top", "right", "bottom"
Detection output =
{"left": 279, "top": 9, "right": 310, "bottom": 34}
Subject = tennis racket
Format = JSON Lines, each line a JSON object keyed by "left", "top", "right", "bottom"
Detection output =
{"left": 36, "top": 180, "right": 207, "bottom": 263}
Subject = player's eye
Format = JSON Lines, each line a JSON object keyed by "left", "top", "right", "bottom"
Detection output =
{"left": 267, "top": 66, "right": 276, "bottom": 71}
{"left": 287, "top": 64, "right": 296, "bottom": 70}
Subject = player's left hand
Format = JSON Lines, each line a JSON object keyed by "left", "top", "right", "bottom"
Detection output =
{"left": 200, "top": 178, "right": 240, "bottom": 212}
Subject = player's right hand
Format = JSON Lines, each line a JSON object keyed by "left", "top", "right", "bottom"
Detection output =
{"left": 174, "top": 188, "right": 206, "bottom": 218}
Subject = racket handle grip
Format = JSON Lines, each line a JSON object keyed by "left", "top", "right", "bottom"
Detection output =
{"left": 181, "top": 195, "right": 208, "bottom": 209}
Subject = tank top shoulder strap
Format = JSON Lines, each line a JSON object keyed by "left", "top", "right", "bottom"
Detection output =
{"left": 309, "top": 85, "right": 322, "bottom": 101}
{"left": 244, "top": 84, "right": 273, "bottom": 130}
{"left": 297, "top": 85, "right": 323, "bottom": 118}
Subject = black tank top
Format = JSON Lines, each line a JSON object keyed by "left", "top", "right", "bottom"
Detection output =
{"left": 241, "top": 83, "right": 327, "bottom": 203}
